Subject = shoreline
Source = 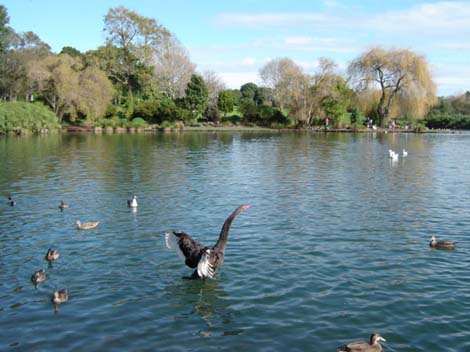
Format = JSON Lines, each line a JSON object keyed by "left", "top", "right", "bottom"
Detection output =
{"left": 61, "top": 125, "right": 451, "bottom": 134}
{"left": 0, "top": 125, "right": 455, "bottom": 137}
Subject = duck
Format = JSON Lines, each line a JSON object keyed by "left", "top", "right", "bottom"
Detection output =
{"left": 402, "top": 149, "right": 408, "bottom": 157}
{"left": 337, "top": 333, "right": 386, "bottom": 352}
{"left": 7, "top": 196, "right": 16, "bottom": 206}
{"left": 31, "top": 269, "right": 47, "bottom": 287}
{"left": 165, "top": 205, "right": 249, "bottom": 279}
{"left": 127, "top": 195, "right": 138, "bottom": 208}
{"left": 76, "top": 220, "right": 99, "bottom": 230}
{"left": 45, "top": 248, "right": 60, "bottom": 262}
{"left": 429, "top": 235, "right": 456, "bottom": 249}
{"left": 58, "top": 201, "right": 70, "bottom": 209}
{"left": 51, "top": 288, "right": 68, "bottom": 304}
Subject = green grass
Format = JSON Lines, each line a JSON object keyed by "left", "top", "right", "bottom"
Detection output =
{"left": 0, "top": 101, "right": 60, "bottom": 134}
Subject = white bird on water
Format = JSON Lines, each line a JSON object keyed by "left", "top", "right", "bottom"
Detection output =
{"left": 388, "top": 149, "right": 399, "bottom": 161}
{"left": 402, "top": 149, "right": 408, "bottom": 157}
{"left": 127, "top": 195, "right": 138, "bottom": 208}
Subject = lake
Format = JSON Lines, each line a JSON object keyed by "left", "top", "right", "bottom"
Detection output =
{"left": 0, "top": 131, "right": 469, "bottom": 351}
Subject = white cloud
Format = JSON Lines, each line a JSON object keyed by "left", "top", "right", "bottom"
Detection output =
{"left": 215, "top": 12, "right": 333, "bottom": 27}
{"left": 207, "top": 1, "right": 470, "bottom": 95}
{"left": 370, "top": 2, "right": 470, "bottom": 35}
{"left": 219, "top": 72, "right": 260, "bottom": 89}
{"left": 241, "top": 57, "right": 257, "bottom": 66}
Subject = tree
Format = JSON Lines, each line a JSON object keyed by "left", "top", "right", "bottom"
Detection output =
{"left": 218, "top": 90, "right": 237, "bottom": 117}
{"left": 60, "top": 46, "right": 82, "bottom": 58}
{"left": 259, "top": 58, "right": 305, "bottom": 110}
{"left": 348, "top": 47, "right": 436, "bottom": 127}
{"left": 28, "top": 54, "right": 113, "bottom": 123}
{"left": 103, "top": 6, "right": 170, "bottom": 99}
{"left": 184, "top": 74, "right": 208, "bottom": 119}
{"left": 0, "top": 29, "right": 51, "bottom": 100}
{"left": 202, "top": 70, "right": 225, "bottom": 121}
{"left": 309, "top": 58, "right": 355, "bottom": 126}
{"left": 240, "top": 82, "right": 258, "bottom": 101}
{"left": 0, "top": 5, "right": 11, "bottom": 52}
{"left": 154, "top": 38, "right": 195, "bottom": 99}
{"left": 255, "top": 87, "right": 273, "bottom": 106}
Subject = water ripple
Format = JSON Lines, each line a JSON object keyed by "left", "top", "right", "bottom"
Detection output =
{"left": 0, "top": 132, "right": 469, "bottom": 351}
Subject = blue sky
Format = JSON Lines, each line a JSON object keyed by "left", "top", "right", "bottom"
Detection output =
{"left": 3, "top": 0, "right": 470, "bottom": 96}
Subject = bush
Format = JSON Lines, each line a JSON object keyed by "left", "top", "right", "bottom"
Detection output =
{"left": 0, "top": 101, "right": 60, "bottom": 134}
{"left": 424, "top": 112, "right": 470, "bottom": 129}
{"left": 129, "top": 117, "right": 147, "bottom": 128}
{"left": 133, "top": 99, "right": 189, "bottom": 124}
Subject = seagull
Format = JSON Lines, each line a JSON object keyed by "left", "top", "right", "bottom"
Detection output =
{"left": 127, "top": 195, "right": 138, "bottom": 208}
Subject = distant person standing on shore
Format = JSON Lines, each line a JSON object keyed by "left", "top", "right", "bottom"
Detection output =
{"left": 325, "top": 117, "right": 329, "bottom": 130}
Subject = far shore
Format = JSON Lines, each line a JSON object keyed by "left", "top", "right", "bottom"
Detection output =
{"left": 61, "top": 125, "right": 451, "bottom": 134}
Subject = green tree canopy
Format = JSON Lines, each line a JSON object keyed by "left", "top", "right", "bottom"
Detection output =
{"left": 0, "top": 5, "right": 11, "bottom": 52}
{"left": 218, "top": 89, "right": 237, "bottom": 116}
{"left": 102, "top": 6, "right": 171, "bottom": 100}
{"left": 60, "top": 46, "right": 82, "bottom": 58}
{"left": 240, "top": 82, "right": 258, "bottom": 101}
{"left": 184, "top": 74, "right": 208, "bottom": 119}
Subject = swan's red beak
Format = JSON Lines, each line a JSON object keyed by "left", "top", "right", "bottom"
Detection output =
{"left": 241, "top": 205, "right": 250, "bottom": 211}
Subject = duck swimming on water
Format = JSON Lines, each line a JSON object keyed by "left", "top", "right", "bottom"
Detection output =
{"left": 429, "top": 235, "right": 456, "bottom": 249}
{"left": 31, "top": 269, "right": 46, "bottom": 287}
{"left": 7, "top": 196, "right": 16, "bottom": 206}
{"left": 45, "top": 249, "right": 59, "bottom": 262}
{"left": 337, "top": 333, "right": 386, "bottom": 352}
{"left": 76, "top": 220, "right": 99, "bottom": 230}
{"left": 58, "top": 201, "right": 70, "bottom": 209}
{"left": 51, "top": 288, "right": 68, "bottom": 312}
{"left": 51, "top": 288, "right": 68, "bottom": 304}
{"left": 165, "top": 205, "right": 249, "bottom": 279}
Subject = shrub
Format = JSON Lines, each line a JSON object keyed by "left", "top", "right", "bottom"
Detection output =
{"left": 129, "top": 117, "right": 147, "bottom": 128}
{"left": 0, "top": 101, "right": 59, "bottom": 134}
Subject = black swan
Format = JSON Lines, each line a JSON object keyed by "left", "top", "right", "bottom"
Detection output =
{"left": 165, "top": 205, "right": 249, "bottom": 279}
{"left": 429, "top": 235, "right": 456, "bottom": 249}
{"left": 337, "top": 333, "right": 386, "bottom": 352}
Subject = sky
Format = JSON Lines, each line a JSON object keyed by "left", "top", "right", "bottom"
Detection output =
{"left": 3, "top": 0, "right": 470, "bottom": 96}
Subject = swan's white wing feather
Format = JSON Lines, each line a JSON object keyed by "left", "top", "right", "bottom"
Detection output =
{"left": 197, "top": 251, "right": 215, "bottom": 279}
{"left": 165, "top": 232, "right": 187, "bottom": 262}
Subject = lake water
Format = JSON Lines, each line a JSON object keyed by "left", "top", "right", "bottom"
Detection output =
{"left": 0, "top": 131, "right": 469, "bottom": 351}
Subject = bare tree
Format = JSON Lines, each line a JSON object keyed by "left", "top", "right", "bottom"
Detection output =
{"left": 259, "top": 57, "right": 305, "bottom": 110}
{"left": 153, "top": 37, "right": 195, "bottom": 99}
{"left": 203, "top": 70, "right": 226, "bottom": 110}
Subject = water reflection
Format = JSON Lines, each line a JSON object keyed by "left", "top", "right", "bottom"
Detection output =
{"left": 164, "top": 279, "right": 241, "bottom": 337}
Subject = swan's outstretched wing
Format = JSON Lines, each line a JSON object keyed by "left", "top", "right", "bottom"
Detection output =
{"left": 165, "top": 231, "right": 206, "bottom": 268}
{"left": 197, "top": 250, "right": 216, "bottom": 279}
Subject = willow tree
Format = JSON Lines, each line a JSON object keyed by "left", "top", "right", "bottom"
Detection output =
{"left": 348, "top": 47, "right": 436, "bottom": 127}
